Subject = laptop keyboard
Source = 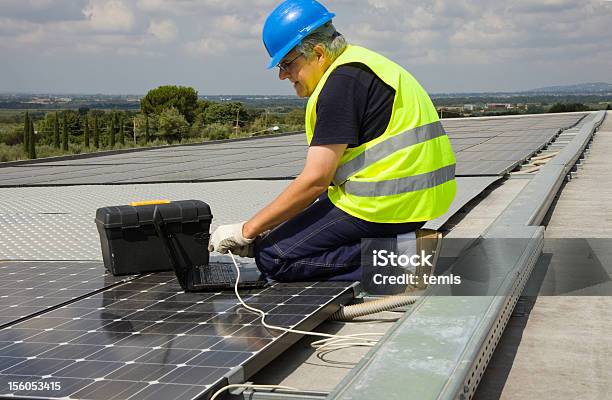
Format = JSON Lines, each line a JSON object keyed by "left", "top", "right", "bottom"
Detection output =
{"left": 198, "top": 262, "right": 238, "bottom": 284}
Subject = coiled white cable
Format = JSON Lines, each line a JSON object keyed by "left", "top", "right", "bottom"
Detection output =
{"left": 208, "top": 251, "right": 386, "bottom": 399}
{"left": 227, "top": 250, "right": 384, "bottom": 351}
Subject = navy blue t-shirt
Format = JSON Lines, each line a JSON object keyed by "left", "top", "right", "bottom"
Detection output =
{"left": 310, "top": 63, "right": 395, "bottom": 148}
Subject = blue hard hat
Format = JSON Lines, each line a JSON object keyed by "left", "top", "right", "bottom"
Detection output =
{"left": 262, "top": 0, "right": 335, "bottom": 69}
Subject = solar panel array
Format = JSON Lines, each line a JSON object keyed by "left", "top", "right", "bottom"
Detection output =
{"left": 0, "top": 112, "right": 590, "bottom": 399}
{"left": 0, "top": 262, "right": 133, "bottom": 328}
{"left": 0, "top": 270, "right": 356, "bottom": 399}
{"left": 424, "top": 175, "right": 502, "bottom": 230}
{"left": 447, "top": 114, "right": 585, "bottom": 175}
{"left": 0, "top": 113, "right": 586, "bottom": 186}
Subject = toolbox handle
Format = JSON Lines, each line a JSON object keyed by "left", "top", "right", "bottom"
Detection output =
{"left": 121, "top": 200, "right": 170, "bottom": 229}
{"left": 130, "top": 200, "right": 171, "bottom": 206}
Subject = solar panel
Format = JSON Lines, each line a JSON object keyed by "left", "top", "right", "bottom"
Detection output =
{"left": 456, "top": 160, "right": 521, "bottom": 176}
{"left": 424, "top": 176, "right": 502, "bottom": 231}
{"left": 0, "top": 272, "right": 356, "bottom": 400}
{"left": 0, "top": 262, "right": 134, "bottom": 328}
{"left": 0, "top": 114, "right": 588, "bottom": 186}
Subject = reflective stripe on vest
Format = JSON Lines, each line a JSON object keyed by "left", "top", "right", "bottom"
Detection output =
{"left": 343, "top": 164, "right": 455, "bottom": 197}
{"left": 332, "top": 120, "right": 447, "bottom": 185}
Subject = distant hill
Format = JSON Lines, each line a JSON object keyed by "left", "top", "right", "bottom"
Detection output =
{"left": 526, "top": 82, "right": 612, "bottom": 94}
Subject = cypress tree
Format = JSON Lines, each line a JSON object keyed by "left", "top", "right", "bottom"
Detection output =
{"left": 28, "top": 119, "right": 36, "bottom": 159}
{"left": 119, "top": 115, "right": 125, "bottom": 145}
{"left": 23, "top": 112, "right": 30, "bottom": 154}
{"left": 54, "top": 112, "right": 60, "bottom": 148}
{"left": 93, "top": 115, "right": 100, "bottom": 148}
{"left": 109, "top": 114, "right": 115, "bottom": 148}
{"left": 62, "top": 112, "right": 69, "bottom": 151}
{"left": 145, "top": 115, "right": 150, "bottom": 143}
{"left": 83, "top": 117, "right": 90, "bottom": 148}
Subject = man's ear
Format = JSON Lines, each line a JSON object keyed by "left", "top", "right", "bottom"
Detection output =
{"left": 313, "top": 44, "right": 326, "bottom": 66}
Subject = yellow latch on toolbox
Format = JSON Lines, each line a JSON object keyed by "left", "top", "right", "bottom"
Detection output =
{"left": 129, "top": 200, "right": 171, "bottom": 206}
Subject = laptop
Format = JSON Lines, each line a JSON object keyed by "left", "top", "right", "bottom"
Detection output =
{"left": 152, "top": 207, "right": 267, "bottom": 292}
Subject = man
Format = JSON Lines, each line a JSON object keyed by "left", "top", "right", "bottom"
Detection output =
{"left": 208, "top": 0, "right": 456, "bottom": 282}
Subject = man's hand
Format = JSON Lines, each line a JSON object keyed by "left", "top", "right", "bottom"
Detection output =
{"left": 208, "top": 222, "right": 255, "bottom": 255}
{"left": 231, "top": 242, "right": 256, "bottom": 258}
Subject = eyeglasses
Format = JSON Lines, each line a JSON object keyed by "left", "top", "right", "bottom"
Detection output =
{"left": 277, "top": 52, "right": 303, "bottom": 73}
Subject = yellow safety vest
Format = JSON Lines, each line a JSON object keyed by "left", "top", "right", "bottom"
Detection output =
{"left": 305, "top": 45, "right": 456, "bottom": 223}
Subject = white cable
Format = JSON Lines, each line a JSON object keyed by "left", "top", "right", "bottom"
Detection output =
{"left": 208, "top": 252, "right": 383, "bottom": 399}
{"left": 209, "top": 384, "right": 299, "bottom": 400}
{"left": 227, "top": 250, "right": 384, "bottom": 351}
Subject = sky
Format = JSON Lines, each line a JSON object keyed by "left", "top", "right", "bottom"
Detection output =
{"left": 1, "top": 0, "right": 611, "bottom": 95}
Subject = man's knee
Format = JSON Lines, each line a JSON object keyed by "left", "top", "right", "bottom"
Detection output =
{"left": 254, "top": 236, "right": 284, "bottom": 279}
{"left": 254, "top": 239, "right": 317, "bottom": 282}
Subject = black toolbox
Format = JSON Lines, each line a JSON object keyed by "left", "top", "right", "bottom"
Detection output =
{"left": 95, "top": 200, "right": 212, "bottom": 275}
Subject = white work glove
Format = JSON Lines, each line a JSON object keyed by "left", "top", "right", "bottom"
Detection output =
{"left": 208, "top": 222, "right": 255, "bottom": 256}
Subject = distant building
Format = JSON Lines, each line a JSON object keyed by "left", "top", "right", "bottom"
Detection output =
{"left": 486, "top": 103, "right": 512, "bottom": 110}
{"left": 24, "top": 97, "right": 53, "bottom": 105}
{"left": 436, "top": 106, "right": 464, "bottom": 117}
{"left": 463, "top": 104, "right": 475, "bottom": 111}
{"left": 440, "top": 106, "right": 463, "bottom": 113}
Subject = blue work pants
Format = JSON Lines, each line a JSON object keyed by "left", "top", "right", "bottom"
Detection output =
{"left": 254, "top": 193, "right": 424, "bottom": 281}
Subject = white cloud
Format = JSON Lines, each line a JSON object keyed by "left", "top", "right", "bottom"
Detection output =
{"left": 0, "top": 0, "right": 611, "bottom": 93}
{"left": 214, "top": 15, "right": 243, "bottom": 35}
{"left": 147, "top": 18, "right": 178, "bottom": 42}
{"left": 83, "top": 0, "right": 135, "bottom": 32}
{"left": 182, "top": 36, "right": 227, "bottom": 56}
{"left": 180, "top": 11, "right": 266, "bottom": 58}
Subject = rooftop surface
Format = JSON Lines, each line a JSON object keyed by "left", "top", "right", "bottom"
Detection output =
{"left": 0, "top": 111, "right": 609, "bottom": 400}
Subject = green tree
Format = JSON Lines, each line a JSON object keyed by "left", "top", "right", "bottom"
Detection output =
{"left": 194, "top": 99, "right": 213, "bottom": 118}
{"left": 548, "top": 103, "right": 591, "bottom": 113}
{"left": 93, "top": 115, "right": 100, "bottom": 148}
{"left": 140, "top": 85, "right": 198, "bottom": 123}
{"left": 158, "top": 107, "right": 189, "bottom": 143}
{"left": 62, "top": 112, "right": 69, "bottom": 151}
{"left": 201, "top": 123, "right": 232, "bottom": 140}
{"left": 285, "top": 108, "right": 305, "bottom": 125}
{"left": 28, "top": 119, "right": 36, "bottom": 159}
{"left": 203, "top": 102, "right": 248, "bottom": 126}
{"left": 0, "top": 126, "right": 24, "bottom": 146}
{"left": 119, "top": 115, "right": 125, "bottom": 145}
{"left": 145, "top": 115, "right": 150, "bottom": 143}
{"left": 189, "top": 114, "right": 206, "bottom": 139}
{"left": 109, "top": 114, "right": 116, "bottom": 148}
{"left": 83, "top": 117, "right": 90, "bottom": 147}
{"left": 23, "top": 112, "right": 30, "bottom": 153}
{"left": 53, "top": 112, "right": 60, "bottom": 148}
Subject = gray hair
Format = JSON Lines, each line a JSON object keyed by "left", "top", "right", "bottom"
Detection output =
{"left": 297, "top": 22, "right": 347, "bottom": 63}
